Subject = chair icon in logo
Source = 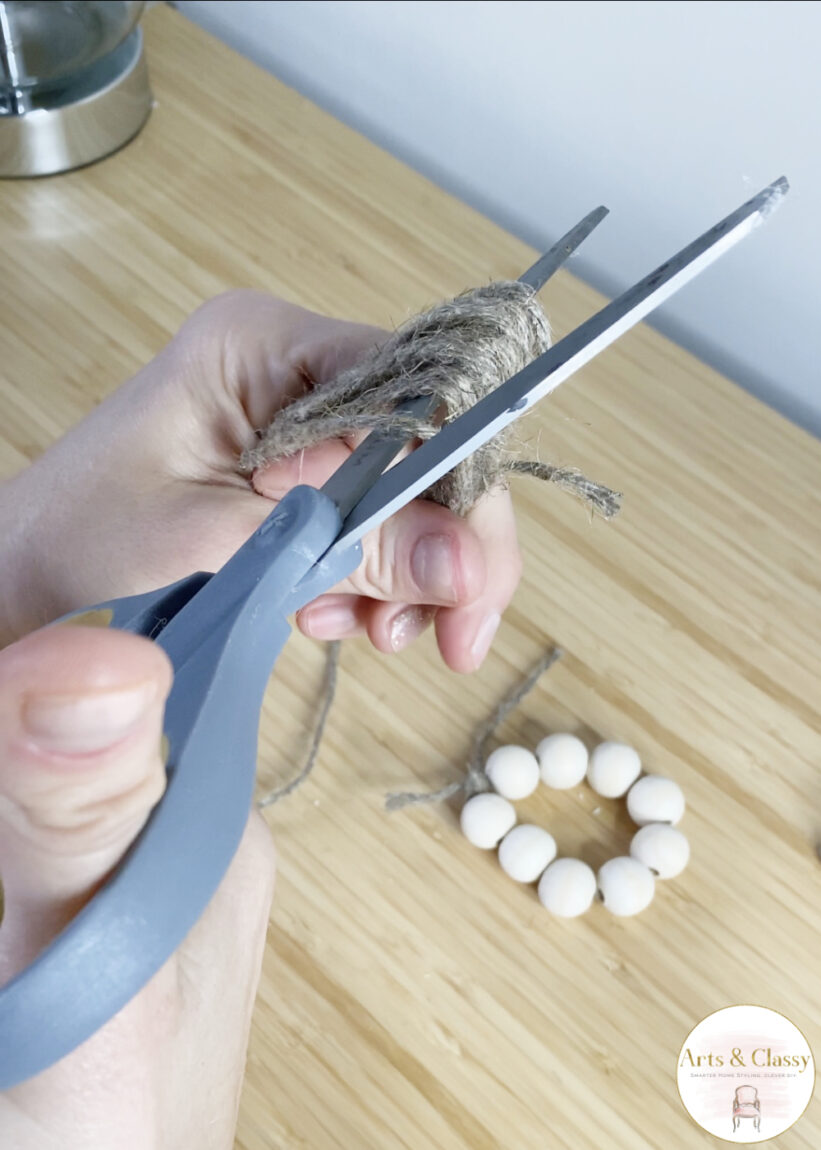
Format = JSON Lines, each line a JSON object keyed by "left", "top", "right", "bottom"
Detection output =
{"left": 732, "top": 1085, "right": 761, "bottom": 1133}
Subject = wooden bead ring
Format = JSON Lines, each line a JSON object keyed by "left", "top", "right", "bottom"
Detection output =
{"left": 459, "top": 738, "right": 689, "bottom": 918}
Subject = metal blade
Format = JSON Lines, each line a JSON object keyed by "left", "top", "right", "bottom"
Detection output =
{"left": 320, "top": 394, "right": 437, "bottom": 520}
{"left": 322, "top": 205, "right": 610, "bottom": 519}
{"left": 333, "top": 177, "right": 788, "bottom": 549}
{"left": 518, "top": 205, "right": 609, "bottom": 290}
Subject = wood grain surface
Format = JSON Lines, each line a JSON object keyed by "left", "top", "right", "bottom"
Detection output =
{"left": 1, "top": 7, "right": 819, "bottom": 1148}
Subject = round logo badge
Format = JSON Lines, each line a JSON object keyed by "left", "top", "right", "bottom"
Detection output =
{"left": 677, "top": 1005, "right": 815, "bottom": 1143}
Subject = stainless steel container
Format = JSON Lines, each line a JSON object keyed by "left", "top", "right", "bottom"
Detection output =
{"left": 0, "top": 1, "right": 151, "bottom": 177}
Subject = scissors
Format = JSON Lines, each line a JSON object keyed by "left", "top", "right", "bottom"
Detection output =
{"left": 0, "top": 177, "right": 787, "bottom": 1088}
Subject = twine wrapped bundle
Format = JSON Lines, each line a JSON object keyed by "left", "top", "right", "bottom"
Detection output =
{"left": 243, "top": 282, "right": 620, "bottom": 807}
{"left": 240, "top": 282, "right": 620, "bottom": 519}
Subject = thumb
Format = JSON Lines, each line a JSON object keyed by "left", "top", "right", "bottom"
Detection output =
{"left": 0, "top": 623, "right": 171, "bottom": 980}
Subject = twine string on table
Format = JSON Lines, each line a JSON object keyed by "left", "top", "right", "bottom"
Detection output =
{"left": 385, "top": 647, "right": 563, "bottom": 811}
{"left": 257, "top": 641, "right": 340, "bottom": 809}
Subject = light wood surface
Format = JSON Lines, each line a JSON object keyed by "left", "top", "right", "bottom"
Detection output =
{"left": 1, "top": 7, "right": 819, "bottom": 1147}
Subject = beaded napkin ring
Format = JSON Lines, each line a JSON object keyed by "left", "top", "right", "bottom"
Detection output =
{"left": 459, "top": 736, "right": 689, "bottom": 918}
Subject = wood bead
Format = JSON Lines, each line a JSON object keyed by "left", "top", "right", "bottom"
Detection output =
{"left": 498, "top": 824, "right": 557, "bottom": 883}
{"left": 630, "top": 824, "right": 690, "bottom": 878}
{"left": 587, "top": 741, "right": 642, "bottom": 797}
{"left": 626, "top": 775, "right": 685, "bottom": 826}
{"left": 537, "top": 858, "right": 597, "bottom": 918}
{"left": 535, "top": 733, "right": 588, "bottom": 789}
{"left": 460, "top": 793, "right": 517, "bottom": 849}
{"left": 485, "top": 745, "right": 540, "bottom": 800}
{"left": 597, "top": 856, "right": 656, "bottom": 916}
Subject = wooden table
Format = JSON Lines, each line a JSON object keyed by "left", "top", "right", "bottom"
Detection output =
{"left": 2, "top": 7, "right": 819, "bottom": 1147}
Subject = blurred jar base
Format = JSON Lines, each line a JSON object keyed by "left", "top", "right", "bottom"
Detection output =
{"left": 0, "top": 27, "right": 151, "bottom": 178}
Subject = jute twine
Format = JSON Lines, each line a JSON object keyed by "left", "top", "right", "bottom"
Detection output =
{"left": 240, "top": 282, "right": 621, "bottom": 518}
{"left": 250, "top": 283, "right": 618, "bottom": 808}
{"left": 384, "top": 647, "right": 563, "bottom": 810}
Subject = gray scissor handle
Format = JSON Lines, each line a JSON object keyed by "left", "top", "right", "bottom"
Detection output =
{"left": 0, "top": 486, "right": 361, "bottom": 1088}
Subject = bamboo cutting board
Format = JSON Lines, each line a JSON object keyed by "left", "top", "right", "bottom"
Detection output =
{"left": 0, "top": 7, "right": 819, "bottom": 1148}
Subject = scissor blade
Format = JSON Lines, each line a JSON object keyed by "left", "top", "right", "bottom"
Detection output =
{"left": 322, "top": 205, "right": 610, "bottom": 519}
{"left": 335, "top": 177, "right": 788, "bottom": 548}
{"left": 518, "top": 205, "right": 609, "bottom": 290}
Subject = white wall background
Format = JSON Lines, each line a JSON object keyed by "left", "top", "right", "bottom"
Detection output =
{"left": 175, "top": 0, "right": 820, "bottom": 434}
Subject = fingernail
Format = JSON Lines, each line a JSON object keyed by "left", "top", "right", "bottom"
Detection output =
{"left": 389, "top": 605, "right": 435, "bottom": 652}
{"left": 411, "top": 534, "right": 458, "bottom": 603}
{"left": 24, "top": 682, "right": 157, "bottom": 754}
{"left": 300, "top": 602, "right": 360, "bottom": 640}
{"left": 470, "top": 612, "right": 500, "bottom": 669}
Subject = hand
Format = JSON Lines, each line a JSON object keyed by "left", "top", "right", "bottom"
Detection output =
{"left": 0, "top": 622, "right": 273, "bottom": 1148}
{"left": 0, "top": 292, "right": 521, "bottom": 670}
